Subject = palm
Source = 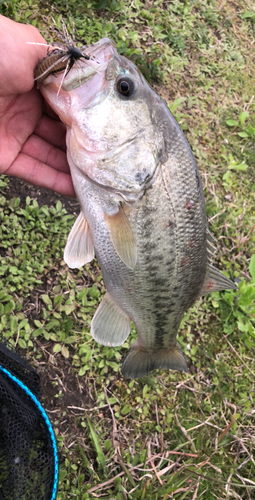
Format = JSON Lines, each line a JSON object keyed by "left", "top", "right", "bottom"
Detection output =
{"left": 1, "top": 88, "right": 42, "bottom": 171}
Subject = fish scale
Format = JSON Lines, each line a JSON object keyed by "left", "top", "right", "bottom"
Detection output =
{"left": 38, "top": 36, "right": 237, "bottom": 378}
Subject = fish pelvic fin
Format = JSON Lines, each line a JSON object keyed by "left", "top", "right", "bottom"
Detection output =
{"left": 91, "top": 292, "right": 131, "bottom": 346}
{"left": 121, "top": 341, "right": 188, "bottom": 379}
{"left": 201, "top": 263, "right": 238, "bottom": 295}
{"left": 64, "top": 211, "right": 95, "bottom": 269}
{"left": 104, "top": 207, "right": 137, "bottom": 270}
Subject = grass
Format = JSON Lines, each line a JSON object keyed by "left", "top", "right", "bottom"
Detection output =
{"left": 0, "top": 0, "right": 255, "bottom": 498}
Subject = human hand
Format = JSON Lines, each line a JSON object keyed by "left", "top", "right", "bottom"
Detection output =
{"left": 0, "top": 15, "right": 75, "bottom": 197}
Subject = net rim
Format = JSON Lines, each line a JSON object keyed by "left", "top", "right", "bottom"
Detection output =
{"left": 0, "top": 363, "right": 59, "bottom": 500}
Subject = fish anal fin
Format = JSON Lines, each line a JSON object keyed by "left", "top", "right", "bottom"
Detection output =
{"left": 64, "top": 211, "right": 95, "bottom": 269}
{"left": 91, "top": 292, "right": 131, "bottom": 346}
{"left": 104, "top": 208, "right": 137, "bottom": 270}
{"left": 201, "top": 264, "right": 237, "bottom": 295}
{"left": 121, "top": 341, "right": 188, "bottom": 379}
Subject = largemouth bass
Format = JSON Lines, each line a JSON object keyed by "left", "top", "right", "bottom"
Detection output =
{"left": 38, "top": 38, "right": 237, "bottom": 378}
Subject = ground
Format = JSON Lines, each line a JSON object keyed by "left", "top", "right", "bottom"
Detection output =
{"left": 5, "top": 177, "right": 79, "bottom": 214}
{"left": 0, "top": 1, "right": 255, "bottom": 499}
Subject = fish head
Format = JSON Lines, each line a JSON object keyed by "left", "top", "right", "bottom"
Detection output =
{"left": 40, "top": 38, "right": 165, "bottom": 199}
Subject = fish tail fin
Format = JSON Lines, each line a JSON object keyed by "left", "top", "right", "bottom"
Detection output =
{"left": 121, "top": 341, "right": 188, "bottom": 379}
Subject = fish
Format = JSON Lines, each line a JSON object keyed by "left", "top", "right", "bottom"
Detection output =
{"left": 37, "top": 37, "right": 237, "bottom": 379}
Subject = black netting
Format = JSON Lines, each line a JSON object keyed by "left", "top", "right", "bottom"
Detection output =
{"left": 0, "top": 339, "right": 58, "bottom": 500}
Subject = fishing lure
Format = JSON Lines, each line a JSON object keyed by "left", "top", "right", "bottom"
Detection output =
{"left": 34, "top": 44, "right": 90, "bottom": 85}
{"left": 31, "top": 20, "right": 99, "bottom": 88}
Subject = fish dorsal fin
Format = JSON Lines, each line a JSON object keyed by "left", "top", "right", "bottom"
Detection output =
{"left": 201, "top": 263, "right": 237, "bottom": 295}
{"left": 64, "top": 211, "right": 95, "bottom": 269}
{"left": 206, "top": 228, "right": 217, "bottom": 261}
{"left": 121, "top": 341, "right": 188, "bottom": 379}
{"left": 104, "top": 207, "right": 137, "bottom": 270}
{"left": 91, "top": 292, "right": 131, "bottom": 346}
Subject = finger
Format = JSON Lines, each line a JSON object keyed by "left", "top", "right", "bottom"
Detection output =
{"left": 6, "top": 152, "right": 75, "bottom": 197}
{"left": 21, "top": 134, "right": 69, "bottom": 173}
{"left": 0, "top": 16, "right": 47, "bottom": 95}
{"left": 44, "top": 101, "right": 62, "bottom": 122}
{"left": 34, "top": 114, "right": 66, "bottom": 151}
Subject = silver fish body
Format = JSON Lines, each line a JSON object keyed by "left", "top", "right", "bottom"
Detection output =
{"left": 39, "top": 38, "right": 237, "bottom": 378}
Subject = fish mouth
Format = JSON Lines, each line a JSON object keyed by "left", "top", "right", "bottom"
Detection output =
{"left": 81, "top": 38, "right": 116, "bottom": 62}
{"left": 67, "top": 38, "right": 116, "bottom": 85}
{"left": 41, "top": 38, "right": 117, "bottom": 92}
{"left": 61, "top": 38, "right": 116, "bottom": 91}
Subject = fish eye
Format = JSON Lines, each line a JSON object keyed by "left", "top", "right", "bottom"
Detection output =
{"left": 116, "top": 77, "right": 135, "bottom": 97}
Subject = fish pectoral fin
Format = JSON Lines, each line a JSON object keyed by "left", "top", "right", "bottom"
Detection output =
{"left": 104, "top": 208, "right": 137, "bottom": 270}
{"left": 91, "top": 292, "right": 131, "bottom": 346}
{"left": 64, "top": 211, "right": 95, "bottom": 269}
{"left": 121, "top": 341, "right": 188, "bottom": 379}
{"left": 201, "top": 264, "right": 238, "bottom": 295}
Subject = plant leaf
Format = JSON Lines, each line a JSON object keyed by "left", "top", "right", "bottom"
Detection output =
{"left": 249, "top": 254, "right": 255, "bottom": 281}
{"left": 86, "top": 416, "right": 106, "bottom": 469}
{"left": 226, "top": 119, "right": 239, "bottom": 127}
{"left": 239, "top": 111, "right": 249, "bottom": 126}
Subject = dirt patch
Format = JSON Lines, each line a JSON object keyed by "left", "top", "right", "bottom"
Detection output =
{"left": 38, "top": 358, "right": 93, "bottom": 433}
{"left": 5, "top": 177, "right": 80, "bottom": 214}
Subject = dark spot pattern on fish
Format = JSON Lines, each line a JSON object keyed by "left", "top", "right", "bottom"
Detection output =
{"left": 143, "top": 254, "right": 164, "bottom": 264}
{"left": 153, "top": 278, "right": 170, "bottom": 290}
{"left": 143, "top": 218, "right": 153, "bottom": 229}
{"left": 166, "top": 259, "right": 175, "bottom": 268}
{"left": 135, "top": 171, "right": 151, "bottom": 185}
{"left": 141, "top": 204, "right": 158, "bottom": 215}
{"left": 149, "top": 265, "right": 160, "bottom": 272}
{"left": 143, "top": 242, "right": 157, "bottom": 251}
{"left": 141, "top": 259, "right": 180, "bottom": 349}
{"left": 168, "top": 302, "right": 175, "bottom": 309}
{"left": 153, "top": 300, "right": 170, "bottom": 347}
